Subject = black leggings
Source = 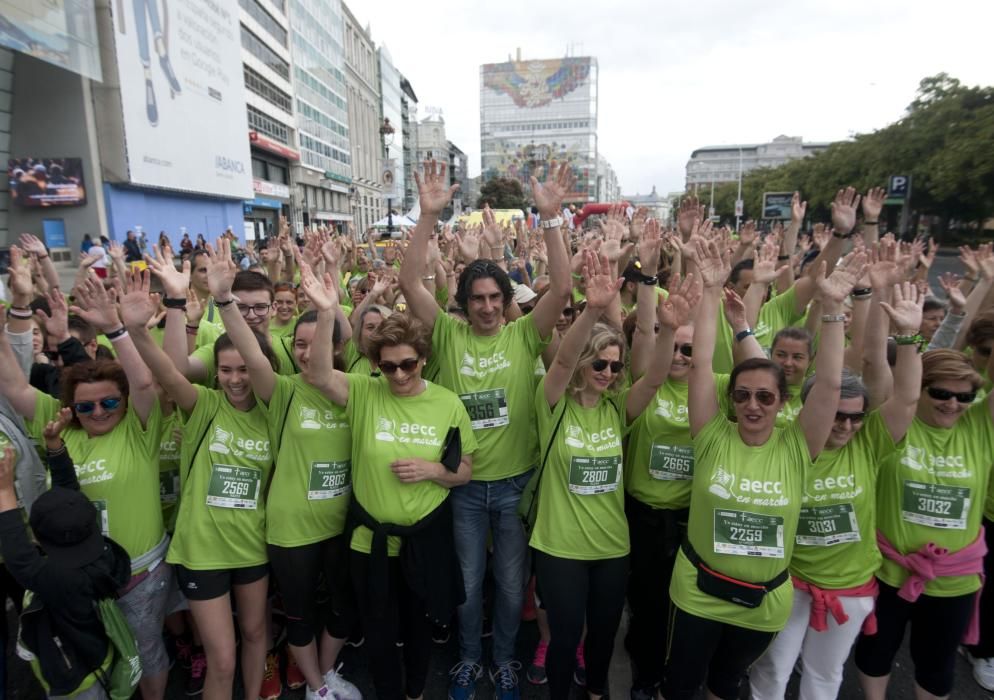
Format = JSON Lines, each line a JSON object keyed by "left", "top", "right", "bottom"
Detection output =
{"left": 967, "top": 519, "right": 994, "bottom": 658}
{"left": 662, "top": 606, "right": 776, "bottom": 700}
{"left": 854, "top": 579, "right": 974, "bottom": 696}
{"left": 350, "top": 551, "right": 433, "bottom": 700}
{"left": 268, "top": 535, "right": 355, "bottom": 646}
{"left": 624, "top": 497, "right": 687, "bottom": 691}
{"left": 534, "top": 551, "right": 627, "bottom": 699}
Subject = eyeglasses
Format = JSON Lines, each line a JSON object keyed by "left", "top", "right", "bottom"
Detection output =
{"left": 73, "top": 396, "right": 123, "bottom": 414}
{"left": 591, "top": 359, "right": 624, "bottom": 374}
{"left": 731, "top": 389, "right": 779, "bottom": 406}
{"left": 674, "top": 343, "right": 693, "bottom": 358}
{"left": 834, "top": 411, "right": 866, "bottom": 424}
{"left": 926, "top": 386, "right": 977, "bottom": 404}
{"left": 236, "top": 303, "right": 272, "bottom": 316}
{"left": 378, "top": 358, "right": 420, "bottom": 375}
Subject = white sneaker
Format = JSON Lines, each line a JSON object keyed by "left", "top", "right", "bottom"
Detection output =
{"left": 305, "top": 685, "right": 331, "bottom": 700}
{"left": 969, "top": 655, "right": 994, "bottom": 691}
{"left": 324, "top": 664, "right": 362, "bottom": 700}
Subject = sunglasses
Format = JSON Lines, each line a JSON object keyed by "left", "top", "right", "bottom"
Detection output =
{"left": 926, "top": 386, "right": 977, "bottom": 404}
{"left": 591, "top": 359, "right": 624, "bottom": 374}
{"left": 378, "top": 358, "right": 420, "bottom": 375}
{"left": 73, "top": 396, "right": 123, "bottom": 414}
{"left": 834, "top": 411, "right": 866, "bottom": 424}
{"left": 731, "top": 389, "right": 779, "bottom": 406}
{"left": 674, "top": 343, "right": 693, "bottom": 358}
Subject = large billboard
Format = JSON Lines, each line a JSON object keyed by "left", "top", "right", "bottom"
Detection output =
{"left": 0, "top": 1, "right": 101, "bottom": 80}
{"left": 112, "top": 0, "right": 252, "bottom": 200}
{"left": 482, "top": 57, "right": 591, "bottom": 109}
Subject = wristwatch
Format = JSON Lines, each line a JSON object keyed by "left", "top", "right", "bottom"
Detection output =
{"left": 540, "top": 216, "right": 564, "bottom": 230}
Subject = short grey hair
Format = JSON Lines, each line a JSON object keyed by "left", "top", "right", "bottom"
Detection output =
{"left": 801, "top": 367, "right": 868, "bottom": 411}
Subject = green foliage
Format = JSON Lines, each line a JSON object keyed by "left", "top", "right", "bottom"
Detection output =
{"left": 476, "top": 177, "right": 528, "bottom": 210}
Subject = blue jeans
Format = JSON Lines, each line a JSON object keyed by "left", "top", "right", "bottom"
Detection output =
{"left": 451, "top": 470, "right": 532, "bottom": 665}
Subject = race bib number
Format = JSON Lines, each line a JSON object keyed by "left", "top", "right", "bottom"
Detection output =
{"left": 713, "top": 509, "right": 784, "bottom": 558}
{"left": 796, "top": 503, "right": 860, "bottom": 546}
{"left": 93, "top": 499, "right": 109, "bottom": 536}
{"left": 459, "top": 388, "right": 509, "bottom": 430}
{"left": 568, "top": 455, "right": 621, "bottom": 495}
{"left": 308, "top": 461, "right": 351, "bottom": 500}
{"left": 206, "top": 464, "right": 261, "bottom": 509}
{"left": 902, "top": 480, "right": 970, "bottom": 530}
{"left": 649, "top": 444, "right": 694, "bottom": 481}
{"left": 159, "top": 469, "right": 180, "bottom": 504}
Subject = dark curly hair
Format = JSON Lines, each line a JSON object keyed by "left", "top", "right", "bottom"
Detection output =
{"left": 454, "top": 260, "right": 514, "bottom": 313}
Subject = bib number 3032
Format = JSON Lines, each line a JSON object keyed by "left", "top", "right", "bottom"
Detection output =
{"left": 902, "top": 480, "right": 970, "bottom": 530}
{"left": 308, "top": 461, "right": 351, "bottom": 500}
{"left": 207, "top": 464, "right": 261, "bottom": 509}
{"left": 713, "top": 509, "right": 784, "bottom": 558}
{"left": 459, "top": 388, "right": 509, "bottom": 430}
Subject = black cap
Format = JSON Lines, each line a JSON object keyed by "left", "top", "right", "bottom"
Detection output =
{"left": 28, "top": 487, "right": 106, "bottom": 568}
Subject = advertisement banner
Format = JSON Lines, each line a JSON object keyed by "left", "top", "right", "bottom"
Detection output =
{"left": 8, "top": 157, "right": 87, "bottom": 207}
{"left": 0, "top": 0, "right": 101, "bottom": 80}
{"left": 112, "top": 0, "right": 252, "bottom": 200}
{"left": 762, "top": 192, "right": 794, "bottom": 220}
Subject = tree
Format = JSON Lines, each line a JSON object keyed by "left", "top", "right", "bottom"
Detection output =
{"left": 476, "top": 176, "right": 528, "bottom": 211}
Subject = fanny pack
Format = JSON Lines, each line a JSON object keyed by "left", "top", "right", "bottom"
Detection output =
{"left": 682, "top": 541, "right": 788, "bottom": 609}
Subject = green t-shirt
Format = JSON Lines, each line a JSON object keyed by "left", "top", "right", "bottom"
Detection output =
{"left": 775, "top": 392, "right": 804, "bottom": 427}
{"left": 670, "top": 413, "right": 809, "bottom": 632}
{"left": 345, "top": 375, "right": 477, "bottom": 556}
{"left": 28, "top": 392, "right": 165, "bottom": 563}
{"left": 529, "top": 379, "right": 630, "bottom": 560}
{"left": 625, "top": 375, "right": 730, "bottom": 511}
{"left": 429, "top": 313, "right": 548, "bottom": 481}
{"left": 712, "top": 287, "right": 804, "bottom": 374}
{"left": 166, "top": 386, "right": 273, "bottom": 570}
{"left": 791, "top": 411, "right": 896, "bottom": 588}
{"left": 343, "top": 339, "right": 376, "bottom": 376}
{"left": 265, "top": 375, "right": 352, "bottom": 546}
{"left": 269, "top": 317, "right": 297, "bottom": 338}
{"left": 876, "top": 401, "right": 994, "bottom": 596}
{"left": 158, "top": 411, "right": 181, "bottom": 534}
{"left": 191, "top": 331, "right": 296, "bottom": 384}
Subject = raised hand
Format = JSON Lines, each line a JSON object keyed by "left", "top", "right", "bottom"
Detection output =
{"left": 958, "top": 245, "right": 980, "bottom": 280}
{"left": 830, "top": 187, "right": 861, "bottom": 236}
{"left": 598, "top": 205, "right": 634, "bottom": 263}
{"left": 816, "top": 251, "right": 868, "bottom": 306}
{"left": 937, "top": 272, "right": 967, "bottom": 313}
{"left": 42, "top": 407, "right": 74, "bottom": 450}
{"left": 752, "top": 239, "right": 787, "bottom": 285}
{"left": 530, "top": 161, "right": 575, "bottom": 218}
{"left": 976, "top": 243, "right": 994, "bottom": 281}
{"left": 415, "top": 159, "right": 458, "bottom": 218}
{"left": 581, "top": 250, "right": 623, "bottom": 310}
{"left": 791, "top": 192, "right": 807, "bottom": 224}
{"left": 321, "top": 237, "right": 341, "bottom": 270}
{"left": 638, "top": 219, "right": 663, "bottom": 272}
{"left": 481, "top": 204, "right": 503, "bottom": 250}
{"left": 145, "top": 243, "right": 190, "bottom": 298}
{"left": 658, "top": 272, "right": 700, "bottom": 330}
{"left": 7, "top": 245, "right": 33, "bottom": 298}
{"left": 17, "top": 233, "right": 47, "bottom": 257}
{"left": 862, "top": 187, "right": 886, "bottom": 223}
{"left": 455, "top": 227, "right": 481, "bottom": 263}
{"left": 738, "top": 220, "right": 758, "bottom": 249}
{"left": 880, "top": 282, "right": 925, "bottom": 334}
{"left": 118, "top": 268, "right": 158, "bottom": 329}
{"left": 35, "top": 289, "right": 70, "bottom": 341}
{"left": 868, "top": 239, "right": 900, "bottom": 288}
{"left": 185, "top": 287, "right": 205, "bottom": 325}
{"left": 677, "top": 196, "right": 704, "bottom": 240}
{"left": 107, "top": 240, "right": 125, "bottom": 262}
{"left": 918, "top": 238, "right": 937, "bottom": 270}
{"left": 722, "top": 288, "right": 749, "bottom": 329}
{"left": 630, "top": 206, "right": 649, "bottom": 241}
{"left": 205, "top": 240, "right": 238, "bottom": 301}
{"left": 70, "top": 274, "right": 121, "bottom": 332}
{"left": 298, "top": 260, "right": 338, "bottom": 311}
{"left": 692, "top": 238, "right": 730, "bottom": 288}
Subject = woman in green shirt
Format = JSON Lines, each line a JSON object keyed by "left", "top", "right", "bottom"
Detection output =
{"left": 268, "top": 282, "right": 298, "bottom": 338}
{"left": 123, "top": 264, "right": 276, "bottom": 700}
{"left": 769, "top": 326, "right": 813, "bottom": 423}
{"left": 299, "top": 260, "right": 478, "bottom": 700}
{"left": 662, "top": 239, "right": 858, "bottom": 700}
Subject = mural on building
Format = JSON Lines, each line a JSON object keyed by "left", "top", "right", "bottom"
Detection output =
{"left": 483, "top": 57, "right": 591, "bottom": 109}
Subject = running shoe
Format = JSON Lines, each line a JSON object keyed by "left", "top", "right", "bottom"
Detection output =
{"left": 259, "top": 651, "right": 282, "bottom": 700}
{"left": 286, "top": 649, "right": 306, "bottom": 690}
{"left": 526, "top": 640, "right": 547, "bottom": 685}
{"left": 324, "top": 663, "right": 362, "bottom": 700}
{"left": 304, "top": 685, "right": 331, "bottom": 700}
{"left": 185, "top": 649, "right": 206, "bottom": 696}
{"left": 968, "top": 654, "right": 994, "bottom": 691}
{"left": 490, "top": 661, "right": 522, "bottom": 700}
{"left": 448, "top": 660, "right": 483, "bottom": 700}
{"left": 573, "top": 643, "right": 586, "bottom": 687}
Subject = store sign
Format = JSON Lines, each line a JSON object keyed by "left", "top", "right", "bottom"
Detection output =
{"left": 380, "top": 158, "right": 400, "bottom": 199}
{"left": 112, "top": 0, "right": 252, "bottom": 199}
{"left": 253, "top": 178, "right": 290, "bottom": 199}
{"left": 250, "top": 132, "right": 301, "bottom": 161}
{"left": 247, "top": 196, "right": 283, "bottom": 210}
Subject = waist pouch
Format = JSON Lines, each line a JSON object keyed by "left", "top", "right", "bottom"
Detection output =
{"left": 682, "top": 540, "right": 788, "bottom": 609}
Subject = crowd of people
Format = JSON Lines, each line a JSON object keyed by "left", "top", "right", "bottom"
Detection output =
{"left": 0, "top": 159, "right": 993, "bottom": 700}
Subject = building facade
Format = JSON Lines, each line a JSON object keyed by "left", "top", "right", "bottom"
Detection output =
{"left": 624, "top": 186, "right": 672, "bottom": 224}
{"left": 447, "top": 141, "right": 469, "bottom": 216}
{"left": 342, "top": 3, "right": 382, "bottom": 234}
{"left": 685, "top": 135, "right": 831, "bottom": 188}
{"left": 480, "top": 53, "right": 598, "bottom": 203}
{"left": 400, "top": 76, "right": 419, "bottom": 211}
{"left": 596, "top": 154, "right": 621, "bottom": 203}
{"left": 378, "top": 47, "right": 405, "bottom": 220}
{"left": 289, "top": 0, "right": 352, "bottom": 230}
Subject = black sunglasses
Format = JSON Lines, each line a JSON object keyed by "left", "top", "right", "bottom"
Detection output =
{"left": 378, "top": 358, "right": 420, "bottom": 375}
{"left": 73, "top": 396, "right": 123, "bottom": 414}
{"left": 674, "top": 343, "right": 693, "bottom": 358}
{"left": 926, "top": 386, "right": 977, "bottom": 404}
{"left": 731, "top": 389, "right": 778, "bottom": 406}
{"left": 834, "top": 411, "right": 866, "bottom": 424}
{"left": 591, "top": 359, "right": 624, "bottom": 374}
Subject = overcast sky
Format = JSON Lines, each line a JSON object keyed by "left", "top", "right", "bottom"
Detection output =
{"left": 348, "top": 0, "right": 994, "bottom": 197}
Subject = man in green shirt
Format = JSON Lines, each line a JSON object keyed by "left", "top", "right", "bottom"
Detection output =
{"left": 399, "top": 160, "right": 572, "bottom": 699}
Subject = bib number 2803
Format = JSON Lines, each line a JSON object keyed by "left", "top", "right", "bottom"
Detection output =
{"left": 207, "top": 464, "right": 261, "bottom": 509}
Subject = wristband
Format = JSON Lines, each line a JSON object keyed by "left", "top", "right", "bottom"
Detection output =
{"left": 821, "top": 314, "right": 846, "bottom": 323}
{"left": 6, "top": 307, "right": 33, "bottom": 319}
{"left": 163, "top": 297, "right": 187, "bottom": 309}
{"left": 214, "top": 298, "right": 235, "bottom": 308}
{"left": 185, "top": 325, "right": 199, "bottom": 336}
{"left": 105, "top": 327, "right": 127, "bottom": 340}
{"left": 851, "top": 287, "right": 871, "bottom": 297}
{"left": 422, "top": 274, "right": 436, "bottom": 281}
{"left": 734, "top": 328, "right": 754, "bottom": 343}
{"left": 863, "top": 221, "right": 878, "bottom": 225}
{"left": 777, "top": 255, "right": 790, "bottom": 262}
{"left": 832, "top": 230, "right": 854, "bottom": 239}
{"left": 893, "top": 333, "right": 924, "bottom": 348}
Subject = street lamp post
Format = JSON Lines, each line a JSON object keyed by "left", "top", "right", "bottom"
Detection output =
{"left": 735, "top": 147, "right": 743, "bottom": 231}
{"left": 380, "top": 118, "right": 396, "bottom": 240}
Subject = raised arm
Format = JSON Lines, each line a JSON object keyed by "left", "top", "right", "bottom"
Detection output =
{"left": 725, "top": 287, "right": 767, "bottom": 365}
{"left": 71, "top": 273, "right": 157, "bottom": 426}
{"left": 297, "top": 261, "right": 350, "bottom": 407}
{"left": 776, "top": 193, "right": 805, "bottom": 293}
{"left": 145, "top": 245, "right": 208, "bottom": 382}
{"left": 399, "top": 160, "right": 457, "bottom": 328}
{"left": 688, "top": 240, "right": 731, "bottom": 437}
{"left": 792, "top": 187, "right": 861, "bottom": 315}
{"left": 798, "top": 253, "right": 867, "bottom": 459}
{"left": 528, "top": 162, "right": 574, "bottom": 338}
{"left": 17, "top": 234, "right": 59, "bottom": 293}
{"left": 744, "top": 239, "right": 787, "bottom": 328}
{"left": 0, "top": 309, "right": 38, "bottom": 419}
{"left": 877, "top": 283, "right": 925, "bottom": 442}
{"left": 859, "top": 187, "right": 885, "bottom": 245}
{"left": 544, "top": 251, "right": 622, "bottom": 407}
{"left": 630, "top": 220, "right": 664, "bottom": 378}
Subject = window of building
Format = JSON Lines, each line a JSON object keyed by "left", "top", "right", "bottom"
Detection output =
{"left": 241, "top": 26, "right": 289, "bottom": 80}
{"left": 243, "top": 65, "right": 292, "bottom": 113}
{"left": 239, "top": 0, "right": 287, "bottom": 46}
{"left": 247, "top": 104, "right": 290, "bottom": 144}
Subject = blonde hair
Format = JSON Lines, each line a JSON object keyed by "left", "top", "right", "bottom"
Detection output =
{"left": 921, "top": 349, "right": 983, "bottom": 391}
{"left": 566, "top": 322, "right": 627, "bottom": 398}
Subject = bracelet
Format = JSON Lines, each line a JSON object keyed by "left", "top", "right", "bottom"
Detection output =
{"left": 863, "top": 221, "right": 878, "bottom": 225}
{"left": 6, "top": 307, "right": 33, "bottom": 319}
{"left": 821, "top": 314, "right": 847, "bottom": 323}
{"left": 163, "top": 297, "right": 187, "bottom": 309}
{"left": 893, "top": 333, "right": 924, "bottom": 348}
{"left": 777, "top": 255, "right": 790, "bottom": 262}
{"left": 734, "top": 328, "right": 754, "bottom": 343}
{"left": 832, "top": 230, "right": 854, "bottom": 239}
{"left": 422, "top": 274, "right": 436, "bottom": 281}
{"left": 105, "top": 327, "right": 128, "bottom": 340}
{"left": 185, "top": 325, "right": 199, "bottom": 336}
{"left": 214, "top": 298, "right": 235, "bottom": 308}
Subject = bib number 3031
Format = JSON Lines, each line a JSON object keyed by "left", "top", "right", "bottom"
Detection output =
{"left": 207, "top": 464, "right": 261, "bottom": 509}
{"left": 568, "top": 455, "right": 621, "bottom": 495}
{"left": 308, "top": 461, "right": 351, "bottom": 500}
{"left": 795, "top": 503, "right": 860, "bottom": 547}
{"left": 902, "top": 480, "right": 970, "bottom": 530}
{"left": 459, "top": 388, "right": 509, "bottom": 430}
{"left": 713, "top": 509, "right": 784, "bottom": 558}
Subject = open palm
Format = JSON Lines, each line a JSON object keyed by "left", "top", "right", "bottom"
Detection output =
{"left": 582, "top": 251, "right": 621, "bottom": 310}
